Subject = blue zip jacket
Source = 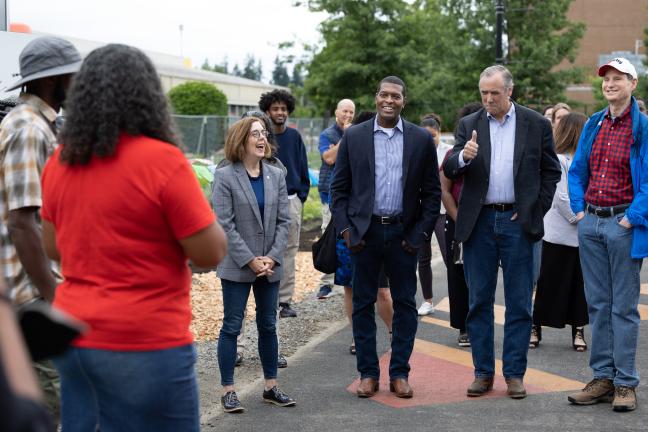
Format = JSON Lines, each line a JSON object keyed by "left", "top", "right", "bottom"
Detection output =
{"left": 568, "top": 97, "right": 648, "bottom": 258}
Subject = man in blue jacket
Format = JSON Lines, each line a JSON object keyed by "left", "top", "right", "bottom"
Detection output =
{"left": 568, "top": 57, "right": 648, "bottom": 412}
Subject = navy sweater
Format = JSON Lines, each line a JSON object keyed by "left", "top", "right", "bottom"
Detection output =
{"left": 274, "top": 126, "right": 310, "bottom": 202}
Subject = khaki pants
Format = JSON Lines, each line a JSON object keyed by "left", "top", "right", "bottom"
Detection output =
{"left": 34, "top": 359, "right": 60, "bottom": 422}
{"left": 319, "top": 204, "right": 335, "bottom": 287}
{"left": 278, "top": 197, "right": 302, "bottom": 305}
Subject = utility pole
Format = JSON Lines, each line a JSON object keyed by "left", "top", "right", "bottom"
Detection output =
{"left": 1, "top": 0, "right": 8, "bottom": 32}
{"left": 495, "top": 0, "right": 505, "bottom": 64}
{"left": 179, "top": 24, "right": 184, "bottom": 58}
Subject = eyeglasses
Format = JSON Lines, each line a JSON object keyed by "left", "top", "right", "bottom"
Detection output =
{"left": 250, "top": 130, "right": 269, "bottom": 139}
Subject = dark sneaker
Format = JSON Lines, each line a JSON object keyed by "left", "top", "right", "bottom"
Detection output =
{"left": 613, "top": 386, "right": 637, "bottom": 412}
{"left": 279, "top": 303, "right": 297, "bottom": 318}
{"left": 221, "top": 391, "right": 244, "bottom": 413}
{"left": 263, "top": 386, "right": 296, "bottom": 407}
{"left": 277, "top": 354, "right": 288, "bottom": 368}
{"left": 316, "top": 285, "right": 334, "bottom": 299}
{"left": 568, "top": 378, "right": 614, "bottom": 405}
{"left": 458, "top": 331, "right": 471, "bottom": 347}
{"left": 235, "top": 352, "right": 243, "bottom": 367}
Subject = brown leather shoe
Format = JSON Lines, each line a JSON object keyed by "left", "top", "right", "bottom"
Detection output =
{"left": 467, "top": 377, "right": 494, "bottom": 397}
{"left": 389, "top": 378, "right": 413, "bottom": 398}
{"left": 505, "top": 378, "right": 527, "bottom": 399}
{"left": 356, "top": 377, "right": 379, "bottom": 398}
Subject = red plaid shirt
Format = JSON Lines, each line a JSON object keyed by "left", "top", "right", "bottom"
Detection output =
{"left": 585, "top": 105, "right": 634, "bottom": 206}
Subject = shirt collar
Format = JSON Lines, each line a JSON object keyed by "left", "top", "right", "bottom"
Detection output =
{"left": 373, "top": 116, "right": 403, "bottom": 134}
{"left": 605, "top": 103, "right": 632, "bottom": 122}
{"left": 487, "top": 101, "right": 515, "bottom": 123}
{"left": 19, "top": 93, "right": 58, "bottom": 124}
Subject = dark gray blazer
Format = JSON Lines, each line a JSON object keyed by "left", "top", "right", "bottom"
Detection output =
{"left": 443, "top": 103, "right": 561, "bottom": 243}
{"left": 212, "top": 161, "right": 290, "bottom": 283}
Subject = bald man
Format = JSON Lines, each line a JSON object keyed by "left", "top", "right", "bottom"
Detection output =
{"left": 315, "top": 99, "right": 356, "bottom": 299}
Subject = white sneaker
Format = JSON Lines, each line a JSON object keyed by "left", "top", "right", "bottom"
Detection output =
{"left": 417, "top": 301, "right": 435, "bottom": 316}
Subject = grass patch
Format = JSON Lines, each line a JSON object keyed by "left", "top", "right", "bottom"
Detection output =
{"left": 303, "top": 186, "right": 322, "bottom": 223}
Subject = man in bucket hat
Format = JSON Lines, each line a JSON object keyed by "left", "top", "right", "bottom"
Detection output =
{"left": 0, "top": 35, "right": 82, "bottom": 422}
{"left": 567, "top": 57, "right": 648, "bottom": 412}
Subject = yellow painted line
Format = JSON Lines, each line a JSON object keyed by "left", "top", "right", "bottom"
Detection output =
{"left": 434, "top": 296, "right": 506, "bottom": 325}
{"left": 413, "top": 338, "right": 584, "bottom": 391}
{"left": 640, "top": 304, "right": 648, "bottom": 320}
{"left": 420, "top": 316, "right": 452, "bottom": 329}
{"left": 641, "top": 283, "right": 648, "bottom": 295}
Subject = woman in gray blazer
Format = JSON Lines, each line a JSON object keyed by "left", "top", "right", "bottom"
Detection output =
{"left": 212, "top": 117, "right": 293, "bottom": 413}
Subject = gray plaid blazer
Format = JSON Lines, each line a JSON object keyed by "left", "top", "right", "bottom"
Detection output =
{"left": 212, "top": 161, "right": 290, "bottom": 282}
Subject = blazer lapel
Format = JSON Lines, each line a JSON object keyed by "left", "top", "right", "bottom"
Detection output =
{"left": 234, "top": 162, "right": 263, "bottom": 229}
{"left": 402, "top": 121, "right": 413, "bottom": 190}
{"left": 477, "top": 110, "right": 492, "bottom": 176}
{"left": 366, "top": 121, "right": 375, "bottom": 180}
{"left": 262, "top": 162, "right": 274, "bottom": 233}
{"left": 513, "top": 103, "right": 527, "bottom": 178}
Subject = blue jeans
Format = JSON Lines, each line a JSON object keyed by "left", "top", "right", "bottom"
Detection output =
{"left": 218, "top": 277, "right": 279, "bottom": 386}
{"left": 350, "top": 221, "right": 418, "bottom": 380}
{"left": 53, "top": 345, "right": 199, "bottom": 432}
{"left": 463, "top": 208, "right": 534, "bottom": 379}
{"left": 578, "top": 211, "right": 642, "bottom": 387}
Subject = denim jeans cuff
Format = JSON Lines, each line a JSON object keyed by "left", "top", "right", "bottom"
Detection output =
{"left": 503, "top": 374, "right": 525, "bottom": 380}
{"left": 475, "top": 373, "right": 494, "bottom": 379}
{"left": 360, "top": 374, "right": 380, "bottom": 380}
{"left": 389, "top": 374, "right": 409, "bottom": 381}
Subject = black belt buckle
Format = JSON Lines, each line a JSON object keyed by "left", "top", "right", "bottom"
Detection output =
{"left": 380, "top": 216, "right": 390, "bottom": 225}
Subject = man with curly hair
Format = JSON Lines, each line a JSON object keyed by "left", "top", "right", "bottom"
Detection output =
{"left": 258, "top": 90, "right": 310, "bottom": 318}
{"left": 0, "top": 35, "right": 82, "bottom": 423}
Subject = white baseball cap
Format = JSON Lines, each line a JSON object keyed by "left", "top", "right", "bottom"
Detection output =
{"left": 598, "top": 57, "right": 638, "bottom": 80}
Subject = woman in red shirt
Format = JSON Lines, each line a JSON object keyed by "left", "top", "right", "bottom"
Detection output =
{"left": 40, "top": 44, "right": 226, "bottom": 432}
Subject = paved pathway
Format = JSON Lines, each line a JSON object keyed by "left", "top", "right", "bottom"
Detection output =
{"left": 203, "top": 261, "right": 648, "bottom": 431}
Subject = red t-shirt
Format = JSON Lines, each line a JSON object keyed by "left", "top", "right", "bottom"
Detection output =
{"left": 41, "top": 135, "right": 215, "bottom": 351}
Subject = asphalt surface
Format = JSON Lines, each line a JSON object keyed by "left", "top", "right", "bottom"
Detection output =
{"left": 203, "top": 258, "right": 648, "bottom": 432}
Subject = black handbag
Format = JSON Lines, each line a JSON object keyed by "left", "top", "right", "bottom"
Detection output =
{"left": 312, "top": 220, "right": 337, "bottom": 274}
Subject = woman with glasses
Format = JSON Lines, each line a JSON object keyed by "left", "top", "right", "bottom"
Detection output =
{"left": 212, "top": 117, "right": 294, "bottom": 413}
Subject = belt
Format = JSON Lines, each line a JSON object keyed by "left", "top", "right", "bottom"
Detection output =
{"left": 585, "top": 203, "right": 630, "bottom": 218}
{"left": 483, "top": 203, "right": 515, "bottom": 212}
{"left": 371, "top": 215, "right": 403, "bottom": 225}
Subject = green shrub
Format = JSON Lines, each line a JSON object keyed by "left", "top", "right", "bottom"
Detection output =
{"left": 168, "top": 81, "right": 228, "bottom": 116}
{"left": 302, "top": 186, "right": 322, "bottom": 223}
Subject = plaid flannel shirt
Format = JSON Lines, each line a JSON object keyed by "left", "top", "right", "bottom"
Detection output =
{"left": 0, "top": 94, "right": 58, "bottom": 304}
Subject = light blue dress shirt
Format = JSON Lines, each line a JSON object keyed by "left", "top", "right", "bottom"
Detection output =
{"left": 459, "top": 103, "right": 517, "bottom": 204}
{"left": 485, "top": 103, "right": 516, "bottom": 204}
{"left": 373, "top": 117, "right": 404, "bottom": 216}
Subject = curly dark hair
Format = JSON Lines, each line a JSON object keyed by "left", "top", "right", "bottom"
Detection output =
{"left": 59, "top": 44, "right": 177, "bottom": 165}
{"left": 258, "top": 89, "right": 296, "bottom": 114}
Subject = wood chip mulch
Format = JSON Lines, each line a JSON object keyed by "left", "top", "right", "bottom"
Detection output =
{"left": 189, "top": 251, "right": 322, "bottom": 341}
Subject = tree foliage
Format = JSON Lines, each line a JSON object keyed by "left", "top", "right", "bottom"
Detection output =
{"left": 302, "top": 0, "right": 585, "bottom": 128}
{"left": 167, "top": 81, "right": 228, "bottom": 116}
{"left": 272, "top": 56, "right": 291, "bottom": 86}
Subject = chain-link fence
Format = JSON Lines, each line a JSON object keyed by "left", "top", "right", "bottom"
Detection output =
{"left": 172, "top": 114, "right": 328, "bottom": 158}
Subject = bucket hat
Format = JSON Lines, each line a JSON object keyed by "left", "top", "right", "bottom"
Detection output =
{"left": 7, "top": 36, "right": 82, "bottom": 91}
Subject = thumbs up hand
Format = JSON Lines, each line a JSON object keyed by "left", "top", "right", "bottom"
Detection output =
{"left": 463, "top": 130, "right": 479, "bottom": 161}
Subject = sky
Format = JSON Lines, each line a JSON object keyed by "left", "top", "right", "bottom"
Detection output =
{"left": 7, "top": 0, "right": 328, "bottom": 81}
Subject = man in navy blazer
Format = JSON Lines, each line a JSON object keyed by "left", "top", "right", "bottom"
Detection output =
{"left": 330, "top": 76, "right": 440, "bottom": 398}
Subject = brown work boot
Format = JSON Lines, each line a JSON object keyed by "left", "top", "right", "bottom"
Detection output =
{"left": 467, "top": 377, "right": 494, "bottom": 397}
{"left": 389, "top": 378, "right": 413, "bottom": 398}
{"left": 356, "top": 377, "right": 379, "bottom": 398}
{"left": 612, "top": 386, "right": 637, "bottom": 412}
{"left": 505, "top": 378, "right": 527, "bottom": 399}
{"left": 567, "top": 378, "right": 614, "bottom": 405}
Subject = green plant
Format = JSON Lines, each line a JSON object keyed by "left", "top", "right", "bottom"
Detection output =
{"left": 168, "top": 81, "right": 228, "bottom": 116}
{"left": 302, "top": 187, "right": 323, "bottom": 223}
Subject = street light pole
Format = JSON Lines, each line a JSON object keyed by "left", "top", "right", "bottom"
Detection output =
{"left": 495, "top": 0, "right": 505, "bottom": 64}
{"left": 179, "top": 24, "right": 184, "bottom": 58}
